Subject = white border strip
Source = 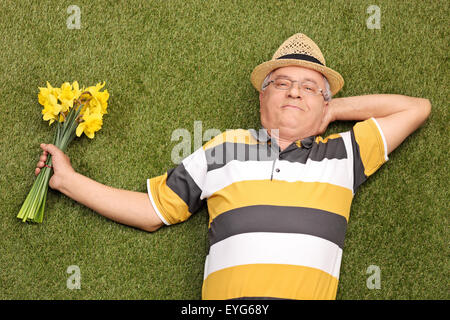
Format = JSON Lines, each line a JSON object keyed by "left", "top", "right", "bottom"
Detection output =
{"left": 371, "top": 117, "right": 389, "bottom": 161}
{"left": 340, "top": 131, "right": 355, "bottom": 195}
{"left": 146, "top": 179, "right": 170, "bottom": 226}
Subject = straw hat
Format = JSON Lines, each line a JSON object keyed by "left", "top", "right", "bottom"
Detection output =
{"left": 250, "top": 33, "right": 344, "bottom": 95}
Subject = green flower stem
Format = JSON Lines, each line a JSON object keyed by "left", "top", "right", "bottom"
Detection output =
{"left": 34, "top": 185, "right": 47, "bottom": 223}
{"left": 32, "top": 169, "right": 51, "bottom": 223}
{"left": 17, "top": 182, "right": 35, "bottom": 220}
{"left": 59, "top": 105, "right": 83, "bottom": 151}
{"left": 18, "top": 172, "right": 41, "bottom": 221}
{"left": 26, "top": 167, "right": 49, "bottom": 221}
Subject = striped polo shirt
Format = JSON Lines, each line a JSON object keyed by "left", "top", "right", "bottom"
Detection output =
{"left": 147, "top": 117, "right": 388, "bottom": 300}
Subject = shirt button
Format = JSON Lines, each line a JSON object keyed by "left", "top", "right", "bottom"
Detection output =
{"left": 275, "top": 168, "right": 280, "bottom": 173}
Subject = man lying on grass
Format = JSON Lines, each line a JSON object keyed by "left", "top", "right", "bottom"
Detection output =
{"left": 35, "top": 33, "right": 431, "bottom": 300}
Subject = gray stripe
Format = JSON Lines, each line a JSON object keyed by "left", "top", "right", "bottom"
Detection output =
{"left": 166, "top": 163, "right": 205, "bottom": 214}
{"left": 350, "top": 129, "right": 367, "bottom": 192}
{"left": 205, "top": 137, "right": 347, "bottom": 172}
{"left": 281, "top": 136, "right": 347, "bottom": 163}
{"left": 310, "top": 136, "right": 347, "bottom": 160}
{"left": 208, "top": 205, "right": 347, "bottom": 249}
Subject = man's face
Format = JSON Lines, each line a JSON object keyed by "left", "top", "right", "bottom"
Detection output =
{"left": 259, "top": 66, "right": 329, "bottom": 139}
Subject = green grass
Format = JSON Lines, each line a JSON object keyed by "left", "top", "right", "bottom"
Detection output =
{"left": 0, "top": 0, "right": 448, "bottom": 299}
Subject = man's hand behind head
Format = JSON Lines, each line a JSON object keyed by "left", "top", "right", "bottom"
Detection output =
{"left": 318, "top": 102, "right": 336, "bottom": 135}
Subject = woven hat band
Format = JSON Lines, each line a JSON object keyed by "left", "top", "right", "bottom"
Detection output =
{"left": 276, "top": 54, "right": 324, "bottom": 66}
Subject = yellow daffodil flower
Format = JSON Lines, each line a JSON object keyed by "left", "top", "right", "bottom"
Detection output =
{"left": 76, "top": 108, "right": 103, "bottom": 139}
{"left": 72, "top": 81, "right": 82, "bottom": 100}
{"left": 38, "top": 82, "right": 59, "bottom": 106}
{"left": 85, "top": 82, "right": 109, "bottom": 115}
{"left": 42, "top": 92, "right": 62, "bottom": 125}
{"left": 58, "top": 82, "right": 75, "bottom": 113}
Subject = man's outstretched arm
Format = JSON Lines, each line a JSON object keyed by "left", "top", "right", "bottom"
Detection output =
{"left": 323, "top": 94, "right": 431, "bottom": 154}
{"left": 35, "top": 144, "right": 164, "bottom": 232}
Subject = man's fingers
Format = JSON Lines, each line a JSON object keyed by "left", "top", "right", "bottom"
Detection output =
{"left": 40, "top": 143, "right": 58, "bottom": 154}
{"left": 37, "top": 143, "right": 59, "bottom": 176}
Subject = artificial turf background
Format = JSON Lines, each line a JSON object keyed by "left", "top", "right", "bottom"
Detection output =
{"left": 0, "top": 0, "right": 448, "bottom": 299}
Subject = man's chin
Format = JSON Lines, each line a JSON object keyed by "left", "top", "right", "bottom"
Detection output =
{"left": 279, "top": 117, "right": 307, "bottom": 129}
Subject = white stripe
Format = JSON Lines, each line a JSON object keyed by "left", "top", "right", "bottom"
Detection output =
{"left": 203, "top": 232, "right": 342, "bottom": 280}
{"left": 146, "top": 179, "right": 170, "bottom": 226}
{"left": 182, "top": 147, "right": 207, "bottom": 196}
{"left": 203, "top": 157, "right": 353, "bottom": 198}
{"left": 275, "top": 158, "right": 352, "bottom": 189}
{"left": 340, "top": 131, "right": 355, "bottom": 195}
{"left": 371, "top": 117, "right": 389, "bottom": 161}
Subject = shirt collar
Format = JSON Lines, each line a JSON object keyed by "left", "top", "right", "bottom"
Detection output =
{"left": 250, "top": 128, "right": 315, "bottom": 149}
{"left": 298, "top": 135, "right": 314, "bottom": 149}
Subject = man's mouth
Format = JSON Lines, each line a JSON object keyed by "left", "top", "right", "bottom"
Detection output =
{"left": 281, "top": 104, "right": 303, "bottom": 110}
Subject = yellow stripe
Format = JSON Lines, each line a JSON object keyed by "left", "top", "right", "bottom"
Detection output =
{"left": 314, "top": 133, "right": 342, "bottom": 144}
{"left": 203, "top": 129, "right": 259, "bottom": 151}
{"left": 207, "top": 180, "right": 352, "bottom": 226}
{"left": 202, "top": 264, "right": 338, "bottom": 300}
{"left": 149, "top": 174, "right": 190, "bottom": 225}
{"left": 354, "top": 119, "right": 385, "bottom": 176}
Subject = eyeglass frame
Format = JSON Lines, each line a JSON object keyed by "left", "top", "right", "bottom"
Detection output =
{"left": 262, "top": 78, "right": 326, "bottom": 99}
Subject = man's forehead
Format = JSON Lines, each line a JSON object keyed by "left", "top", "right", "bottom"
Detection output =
{"left": 272, "top": 66, "right": 324, "bottom": 82}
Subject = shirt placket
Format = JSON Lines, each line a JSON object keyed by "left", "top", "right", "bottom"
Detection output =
{"left": 270, "top": 142, "right": 301, "bottom": 181}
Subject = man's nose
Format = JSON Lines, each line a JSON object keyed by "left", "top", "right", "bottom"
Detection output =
{"left": 287, "top": 83, "right": 302, "bottom": 98}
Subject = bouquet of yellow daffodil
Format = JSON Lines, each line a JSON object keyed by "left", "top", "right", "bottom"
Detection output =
{"left": 17, "top": 81, "right": 109, "bottom": 223}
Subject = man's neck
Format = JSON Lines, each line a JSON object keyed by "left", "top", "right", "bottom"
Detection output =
{"left": 266, "top": 129, "right": 310, "bottom": 151}
{"left": 275, "top": 137, "right": 295, "bottom": 151}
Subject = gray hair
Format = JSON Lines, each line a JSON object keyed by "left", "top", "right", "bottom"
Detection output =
{"left": 261, "top": 71, "right": 332, "bottom": 101}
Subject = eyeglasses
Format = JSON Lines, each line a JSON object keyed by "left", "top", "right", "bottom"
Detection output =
{"left": 263, "top": 78, "right": 324, "bottom": 98}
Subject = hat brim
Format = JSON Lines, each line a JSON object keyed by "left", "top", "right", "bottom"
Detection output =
{"left": 251, "top": 59, "right": 344, "bottom": 96}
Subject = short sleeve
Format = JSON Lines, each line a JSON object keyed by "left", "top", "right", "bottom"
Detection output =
{"left": 147, "top": 146, "right": 208, "bottom": 225}
{"left": 351, "top": 118, "right": 389, "bottom": 191}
